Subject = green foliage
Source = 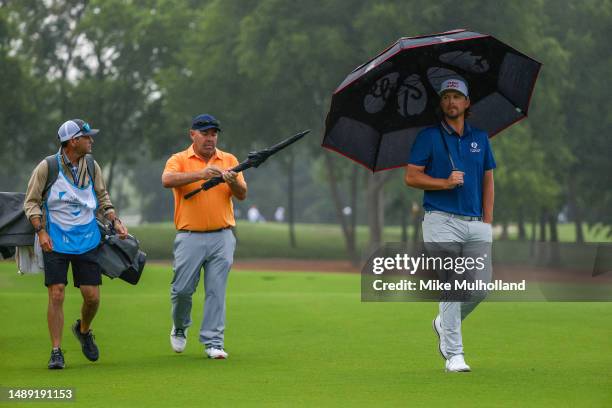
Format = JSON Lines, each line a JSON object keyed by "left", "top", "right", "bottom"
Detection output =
{"left": 1, "top": 261, "right": 612, "bottom": 407}
{"left": 492, "top": 124, "right": 561, "bottom": 222}
{"left": 0, "top": 6, "right": 54, "bottom": 190}
{"left": 1, "top": 0, "right": 610, "bottom": 237}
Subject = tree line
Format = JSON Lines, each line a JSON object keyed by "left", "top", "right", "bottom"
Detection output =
{"left": 1, "top": 0, "right": 610, "bottom": 262}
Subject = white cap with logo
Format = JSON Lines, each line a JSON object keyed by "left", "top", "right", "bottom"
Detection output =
{"left": 57, "top": 119, "right": 99, "bottom": 142}
{"left": 438, "top": 79, "right": 469, "bottom": 98}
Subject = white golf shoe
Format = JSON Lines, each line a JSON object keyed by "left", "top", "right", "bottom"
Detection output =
{"left": 205, "top": 346, "right": 228, "bottom": 359}
{"left": 170, "top": 326, "right": 187, "bottom": 353}
{"left": 432, "top": 315, "right": 448, "bottom": 360}
{"left": 445, "top": 354, "right": 471, "bottom": 372}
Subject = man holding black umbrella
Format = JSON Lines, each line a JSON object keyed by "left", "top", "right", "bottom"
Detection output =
{"left": 161, "top": 114, "right": 247, "bottom": 359}
{"left": 405, "top": 79, "right": 496, "bottom": 372}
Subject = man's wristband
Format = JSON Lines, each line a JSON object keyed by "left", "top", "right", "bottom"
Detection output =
{"left": 34, "top": 225, "right": 45, "bottom": 233}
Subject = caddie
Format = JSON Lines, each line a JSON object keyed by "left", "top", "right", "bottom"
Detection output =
{"left": 24, "top": 119, "right": 128, "bottom": 369}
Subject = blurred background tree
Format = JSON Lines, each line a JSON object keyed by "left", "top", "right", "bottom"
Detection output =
{"left": 1, "top": 0, "right": 610, "bottom": 262}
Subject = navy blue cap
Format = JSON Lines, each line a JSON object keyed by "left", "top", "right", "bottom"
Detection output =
{"left": 191, "top": 114, "right": 221, "bottom": 132}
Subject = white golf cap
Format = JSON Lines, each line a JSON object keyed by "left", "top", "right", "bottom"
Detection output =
{"left": 438, "top": 79, "right": 469, "bottom": 98}
{"left": 57, "top": 119, "right": 99, "bottom": 142}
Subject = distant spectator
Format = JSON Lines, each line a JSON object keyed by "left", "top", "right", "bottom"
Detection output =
{"left": 274, "top": 206, "right": 285, "bottom": 222}
{"left": 247, "top": 205, "right": 265, "bottom": 223}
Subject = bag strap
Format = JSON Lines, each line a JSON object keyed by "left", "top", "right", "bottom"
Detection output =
{"left": 42, "top": 155, "right": 59, "bottom": 203}
{"left": 85, "top": 154, "right": 96, "bottom": 185}
{"left": 41, "top": 153, "right": 96, "bottom": 202}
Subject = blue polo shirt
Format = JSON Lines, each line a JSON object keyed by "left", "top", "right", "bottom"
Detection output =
{"left": 408, "top": 121, "right": 496, "bottom": 217}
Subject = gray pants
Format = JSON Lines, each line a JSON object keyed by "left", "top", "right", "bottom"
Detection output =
{"left": 170, "top": 229, "right": 236, "bottom": 348}
{"left": 422, "top": 211, "right": 492, "bottom": 358}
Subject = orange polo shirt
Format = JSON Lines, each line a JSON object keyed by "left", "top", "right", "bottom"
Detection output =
{"left": 163, "top": 145, "right": 246, "bottom": 231}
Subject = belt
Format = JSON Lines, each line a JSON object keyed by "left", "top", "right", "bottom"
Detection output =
{"left": 426, "top": 210, "right": 483, "bottom": 222}
{"left": 177, "top": 227, "right": 232, "bottom": 234}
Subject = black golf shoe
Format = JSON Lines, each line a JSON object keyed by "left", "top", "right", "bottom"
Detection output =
{"left": 72, "top": 319, "right": 99, "bottom": 361}
{"left": 48, "top": 348, "right": 65, "bottom": 369}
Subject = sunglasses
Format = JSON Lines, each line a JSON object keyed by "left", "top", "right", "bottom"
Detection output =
{"left": 70, "top": 122, "right": 92, "bottom": 138}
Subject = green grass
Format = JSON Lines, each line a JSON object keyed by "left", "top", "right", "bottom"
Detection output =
{"left": 130, "top": 221, "right": 611, "bottom": 260}
{"left": 1, "top": 261, "right": 611, "bottom": 407}
{"left": 132, "top": 221, "right": 378, "bottom": 260}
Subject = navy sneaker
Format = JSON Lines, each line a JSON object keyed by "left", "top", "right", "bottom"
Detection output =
{"left": 48, "top": 348, "right": 65, "bottom": 369}
{"left": 72, "top": 319, "right": 99, "bottom": 361}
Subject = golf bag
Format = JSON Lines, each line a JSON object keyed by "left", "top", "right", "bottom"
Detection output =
{"left": 97, "top": 219, "right": 146, "bottom": 285}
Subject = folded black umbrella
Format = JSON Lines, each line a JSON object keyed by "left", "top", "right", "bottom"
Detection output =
{"left": 185, "top": 129, "right": 310, "bottom": 199}
{"left": 0, "top": 192, "right": 34, "bottom": 250}
{"left": 322, "top": 29, "right": 542, "bottom": 171}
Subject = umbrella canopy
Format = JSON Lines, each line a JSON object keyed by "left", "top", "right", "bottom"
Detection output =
{"left": 322, "top": 29, "right": 542, "bottom": 171}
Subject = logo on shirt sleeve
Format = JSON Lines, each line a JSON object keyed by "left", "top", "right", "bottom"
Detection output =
{"left": 470, "top": 142, "right": 481, "bottom": 153}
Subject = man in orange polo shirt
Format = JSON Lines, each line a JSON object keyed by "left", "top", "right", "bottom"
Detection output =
{"left": 162, "top": 114, "right": 247, "bottom": 359}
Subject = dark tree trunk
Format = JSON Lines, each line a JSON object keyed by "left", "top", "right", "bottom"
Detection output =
{"left": 500, "top": 221, "right": 509, "bottom": 240}
{"left": 539, "top": 208, "right": 548, "bottom": 242}
{"left": 349, "top": 166, "right": 358, "bottom": 254}
{"left": 287, "top": 152, "right": 296, "bottom": 248}
{"left": 530, "top": 216, "right": 537, "bottom": 257}
{"left": 106, "top": 154, "right": 118, "bottom": 195}
{"left": 574, "top": 218, "right": 585, "bottom": 244}
{"left": 366, "top": 172, "right": 391, "bottom": 252}
{"left": 400, "top": 200, "right": 408, "bottom": 243}
{"left": 59, "top": 7, "right": 84, "bottom": 117}
{"left": 549, "top": 212, "right": 559, "bottom": 243}
{"left": 324, "top": 154, "right": 358, "bottom": 264}
{"left": 538, "top": 208, "right": 548, "bottom": 264}
{"left": 567, "top": 174, "right": 585, "bottom": 243}
{"left": 411, "top": 202, "right": 421, "bottom": 243}
{"left": 548, "top": 210, "right": 561, "bottom": 266}
{"left": 518, "top": 206, "right": 527, "bottom": 240}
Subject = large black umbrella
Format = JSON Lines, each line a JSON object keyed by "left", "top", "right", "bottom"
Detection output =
{"left": 322, "top": 29, "right": 542, "bottom": 171}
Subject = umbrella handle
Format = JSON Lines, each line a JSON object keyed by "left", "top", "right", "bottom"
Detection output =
{"left": 202, "top": 176, "right": 225, "bottom": 190}
{"left": 439, "top": 126, "right": 462, "bottom": 188}
{"left": 184, "top": 187, "right": 202, "bottom": 199}
{"left": 184, "top": 175, "right": 228, "bottom": 199}
{"left": 452, "top": 168, "right": 463, "bottom": 188}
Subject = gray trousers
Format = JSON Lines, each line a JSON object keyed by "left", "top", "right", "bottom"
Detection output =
{"left": 422, "top": 211, "right": 492, "bottom": 358}
{"left": 170, "top": 229, "right": 236, "bottom": 348}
